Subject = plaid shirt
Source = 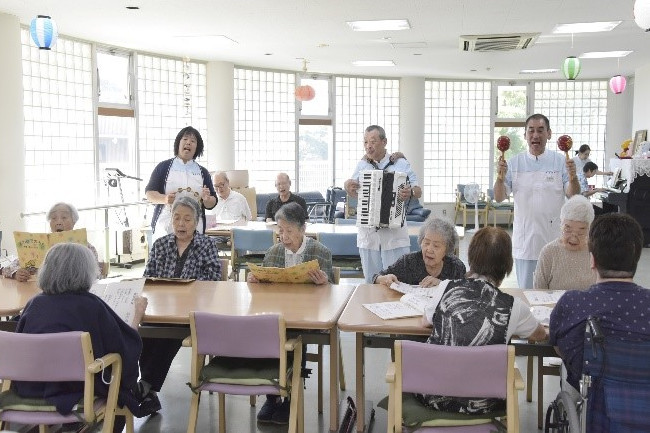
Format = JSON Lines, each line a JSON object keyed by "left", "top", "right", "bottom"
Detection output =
{"left": 262, "top": 237, "right": 334, "bottom": 283}
{"left": 144, "top": 232, "right": 221, "bottom": 281}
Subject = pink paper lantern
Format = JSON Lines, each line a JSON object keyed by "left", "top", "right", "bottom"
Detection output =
{"left": 609, "top": 75, "right": 627, "bottom": 94}
{"left": 294, "top": 85, "right": 315, "bottom": 102}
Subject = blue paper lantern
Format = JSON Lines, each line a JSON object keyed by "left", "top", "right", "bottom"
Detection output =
{"left": 29, "top": 15, "right": 58, "bottom": 50}
{"left": 562, "top": 56, "right": 581, "bottom": 80}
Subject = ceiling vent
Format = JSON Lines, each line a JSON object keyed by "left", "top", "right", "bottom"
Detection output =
{"left": 460, "top": 33, "right": 539, "bottom": 52}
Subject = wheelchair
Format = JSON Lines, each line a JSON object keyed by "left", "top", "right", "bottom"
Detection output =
{"left": 545, "top": 316, "right": 650, "bottom": 432}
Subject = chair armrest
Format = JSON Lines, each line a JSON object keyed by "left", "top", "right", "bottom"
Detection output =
{"left": 182, "top": 336, "right": 192, "bottom": 347}
{"left": 88, "top": 353, "right": 121, "bottom": 374}
{"left": 386, "top": 362, "right": 396, "bottom": 383}
{"left": 514, "top": 367, "right": 524, "bottom": 391}
{"left": 285, "top": 337, "right": 301, "bottom": 352}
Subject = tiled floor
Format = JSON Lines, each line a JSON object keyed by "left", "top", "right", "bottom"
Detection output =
{"left": 108, "top": 229, "right": 650, "bottom": 433}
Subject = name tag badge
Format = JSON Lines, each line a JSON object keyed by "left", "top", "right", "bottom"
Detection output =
{"left": 546, "top": 171, "right": 557, "bottom": 183}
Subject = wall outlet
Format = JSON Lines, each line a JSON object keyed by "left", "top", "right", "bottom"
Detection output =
{"left": 442, "top": 209, "right": 447, "bottom": 216}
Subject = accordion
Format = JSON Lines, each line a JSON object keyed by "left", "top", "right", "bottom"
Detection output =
{"left": 356, "top": 170, "right": 408, "bottom": 228}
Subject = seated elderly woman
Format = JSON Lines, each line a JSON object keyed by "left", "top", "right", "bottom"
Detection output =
{"left": 418, "top": 226, "right": 547, "bottom": 415}
{"left": 374, "top": 216, "right": 466, "bottom": 288}
{"left": 2, "top": 202, "right": 104, "bottom": 282}
{"left": 533, "top": 195, "right": 596, "bottom": 291}
{"left": 138, "top": 195, "right": 221, "bottom": 415}
{"left": 247, "top": 201, "right": 333, "bottom": 424}
{"left": 248, "top": 201, "right": 334, "bottom": 285}
{"left": 14, "top": 243, "right": 147, "bottom": 432}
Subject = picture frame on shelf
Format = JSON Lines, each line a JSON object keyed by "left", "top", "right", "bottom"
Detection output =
{"left": 632, "top": 129, "right": 647, "bottom": 157}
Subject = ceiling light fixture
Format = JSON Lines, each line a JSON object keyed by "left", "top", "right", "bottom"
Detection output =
{"left": 29, "top": 15, "right": 57, "bottom": 50}
{"left": 579, "top": 51, "right": 632, "bottom": 59}
{"left": 346, "top": 19, "right": 410, "bottom": 32}
{"left": 352, "top": 60, "right": 396, "bottom": 67}
{"left": 552, "top": 21, "right": 621, "bottom": 34}
{"left": 634, "top": 0, "right": 650, "bottom": 31}
{"left": 520, "top": 68, "right": 560, "bottom": 74}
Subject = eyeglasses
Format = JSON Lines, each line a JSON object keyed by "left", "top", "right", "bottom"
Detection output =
{"left": 562, "top": 224, "right": 588, "bottom": 238}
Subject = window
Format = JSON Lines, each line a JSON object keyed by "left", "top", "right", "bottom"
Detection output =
{"left": 234, "top": 68, "right": 296, "bottom": 192}
{"left": 334, "top": 77, "right": 400, "bottom": 186}
{"left": 298, "top": 76, "right": 333, "bottom": 193}
{"left": 137, "top": 55, "right": 208, "bottom": 183}
{"left": 21, "top": 30, "right": 95, "bottom": 212}
{"left": 424, "top": 81, "right": 492, "bottom": 202}
{"left": 534, "top": 81, "right": 608, "bottom": 170}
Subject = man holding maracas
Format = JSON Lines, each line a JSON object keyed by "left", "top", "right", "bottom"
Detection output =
{"left": 493, "top": 113, "right": 580, "bottom": 289}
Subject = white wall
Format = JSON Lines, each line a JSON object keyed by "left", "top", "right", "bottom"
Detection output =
{"left": 0, "top": 13, "right": 26, "bottom": 255}
{"left": 206, "top": 61, "right": 235, "bottom": 172}
{"left": 399, "top": 78, "right": 425, "bottom": 188}
{"left": 633, "top": 63, "right": 650, "bottom": 137}
{"left": 606, "top": 78, "right": 634, "bottom": 168}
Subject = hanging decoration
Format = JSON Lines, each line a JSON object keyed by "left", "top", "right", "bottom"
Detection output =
{"left": 29, "top": 15, "right": 58, "bottom": 50}
{"left": 634, "top": 0, "right": 650, "bottom": 31}
{"left": 182, "top": 57, "right": 192, "bottom": 119}
{"left": 295, "top": 59, "right": 315, "bottom": 102}
{"left": 562, "top": 56, "right": 581, "bottom": 80}
{"left": 609, "top": 75, "right": 627, "bottom": 94}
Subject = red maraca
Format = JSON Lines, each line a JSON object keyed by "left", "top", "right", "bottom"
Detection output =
{"left": 557, "top": 135, "right": 573, "bottom": 160}
{"left": 497, "top": 135, "right": 510, "bottom": 156}
{"left": 496, "top": 136, "right": 510, "bottom": 180}
{"left": 557, "top": 134, "right": 575, "bottom": 179}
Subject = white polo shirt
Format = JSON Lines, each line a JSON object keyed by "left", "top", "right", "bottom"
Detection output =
{"left": 209, "top": 189, "right": 252, "bottom": 221}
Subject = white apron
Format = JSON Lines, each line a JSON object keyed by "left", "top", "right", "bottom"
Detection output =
{"left": 511, "top": 169, "right": 564, "bottom": 260}
{"left": 152, "top": 159, "right": 205, "bottom": 242}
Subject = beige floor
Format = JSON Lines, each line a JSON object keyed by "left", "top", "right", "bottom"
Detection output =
{"left": 105, "top": 228, "right": 650, "bottom": 433}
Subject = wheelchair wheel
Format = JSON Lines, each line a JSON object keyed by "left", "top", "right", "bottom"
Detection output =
{"left": 545, "top": 391, "right": 580, "bottom": 433}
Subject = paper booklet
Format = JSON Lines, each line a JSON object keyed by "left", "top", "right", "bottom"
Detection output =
{"left": 530, "top": 305, "right": 553, "bottom": 327}
{"left": 389, "top": 281, "right": 439, "bottom": 297}
{"left": 363, "top": 293, "right": 430, "bottom": 320}
{"left": 524, "top": 290, "right": 566, "bottom": 305}
{"left": 248, "top": 259, "right": 320, "bottom": 284}
{"left": 13, "top": 228, "right": 88, "bottom": 269}
{"left": 90, "top": 278, "right": 145, "bottom": 325}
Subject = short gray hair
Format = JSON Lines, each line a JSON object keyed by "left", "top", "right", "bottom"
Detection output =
{"left": 560, "top": 195, "right": 594, "bottom": 225}
{"left": 38, "top": 243, "right": 98, "bottom": 295}
{"left": 46, "top": 202, "right": 79, "bottom": 224}
{"left": 274, "top": 202, "right": 306, "bottom": 228}
{"left": 418, "top": 216, "right": 458, "bottom": 256}
{"left": 172, "top": 196, "right": 201, "bottom": 224}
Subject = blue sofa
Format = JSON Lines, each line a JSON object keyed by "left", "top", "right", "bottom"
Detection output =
{"left": 256, "top": 191, "right": 329, "bottom": 221}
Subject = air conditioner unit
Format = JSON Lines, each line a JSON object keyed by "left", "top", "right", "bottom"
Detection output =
{"left": 460, "top": 33, "right": 539, "bottom": 52}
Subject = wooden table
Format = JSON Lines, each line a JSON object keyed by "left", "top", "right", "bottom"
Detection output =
{"left": 140, "top": 280, "right": 357, "bottom": 432}
{"left": 337, "top": 283, "right": 556, "bottom": 432}
{"left": 0, "top": 278, "right": 355, "bottom": 432}
{"left": 0, "top": 278, "right": 39, "bottom": 318}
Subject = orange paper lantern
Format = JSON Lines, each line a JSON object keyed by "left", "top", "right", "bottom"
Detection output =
{"left": 295, "top": 85, "right": 315, "bottom": 101}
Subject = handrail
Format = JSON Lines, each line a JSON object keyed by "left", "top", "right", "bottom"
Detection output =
{"left": 20, "top": 200, "right": 149, "bottom": 218}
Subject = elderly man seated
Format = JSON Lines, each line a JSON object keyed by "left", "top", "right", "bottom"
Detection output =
{"left": 209, "top": 171, "right": 252, "bottom": 222}
{"left": 265, "top": 173, "right": 308, "bottom": 222}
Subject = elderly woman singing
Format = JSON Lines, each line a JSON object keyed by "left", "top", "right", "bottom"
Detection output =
{"left": 136, "top": 196, "right": 221, "bottom": 417}
{"left": 2, "top": 202, "right": 104, "bottom": 282}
